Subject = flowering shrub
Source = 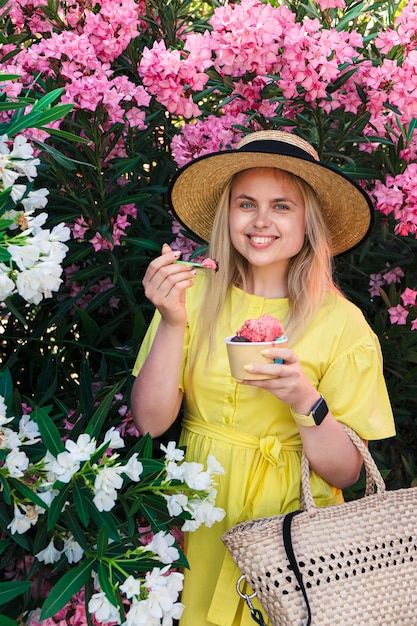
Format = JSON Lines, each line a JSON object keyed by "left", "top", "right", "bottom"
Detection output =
{"left": 0, "top": 132, "right": 70, "bottom": 303}
{"left": 0, "top": 375, "right": 224, "bottom": 625}
{"left": 1, "top": 0, "right": 417, "bottom": 621}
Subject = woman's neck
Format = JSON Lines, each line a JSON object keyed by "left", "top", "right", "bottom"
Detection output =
{"left": 245, "top": 265, "right": 289, "bottom": 299}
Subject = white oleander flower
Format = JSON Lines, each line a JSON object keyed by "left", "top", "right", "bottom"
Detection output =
{"left": 123, "top": 597, "right": 160, "bottom": 626}
{"left": 120, "top": 575, "right": 142, "bottom": 599}
{"left": 146, "top": 531, "right": 179, "bottom": 565}
{"left": 93, "top": 488, "right": 118, "bottom": 512}
{"left": 161, "top": 441, "right": 185, "bottom": 462}
{"left": 0, "top": 427, "right": 22, "bottom": 450}
{"left": 184, "top": 498, "right": 226, "bottom": 529}
{"left": 10, "top": 135, "right": 35, "bottom": 160}
{"left": 18, "top": 414, "right": 41, "bottom": 442}
{"left": 0, "top": 269, "right": 14, "bottom": 300}
{"left": 5, "top": 448, "right": 29, "bottom": 477}
{"left": 0, "top": 134, "right": 9, "bottom": 154}
{"left": 49, "top": 222, "right": 71, "bottom": 242}
{"left": 122, "top": 453, "right": 143, "bottom": 482}
{"left": 164, "top": 493, "right": 188, "bottom": 517}
{"left": 63, "top": 535, "right": 84, "bottom": 563}
{"left": 88, "top": 591, "right": 121, "bottom": 625}
{"left": 35, "top": 539, "right": 62, "bottom": 564}
{"left": 44, "top": 450, "right": 81, "bottom": 483}
{"left": 21, "top": 188, "right": 49, "bottom": 211}
{"left": 164, "top": 460, "right": 185, "bottom": 482}
{"left": 0, "top": 395, "right": 8, "bottom": 424}
{"left": 65, "top": 433, "right": 96, "bottom": 461}
{"left": 207, "top": 453, "right": 226, "bottom": 476}
{"left": 1, "top": 164, "right": 19, "bottom": 189}
{"left": 10, "top": 183, "right": 26, "bottom": 203}
{"left": 94, "top": 466, "right": 124, "bottom": 493}
{"left": 7, "top": 504, "right": 34, "bottom": 534}
{"left": 181, "top": 461, "right": 211, "bottom": 490}
{"left": 12, "top": 156, "right": 40, "bottom": 181}
{"left": 145, "top": 567, "right": 184, "bottom": 622}
{"left": 8, "top": 243, "right": 41, "bottom": 271}
{"left": 35, "top": 486, "right": 59, "bottom": 512}
{"left": 103, "top": 426, "right": 125, "bottom": 450}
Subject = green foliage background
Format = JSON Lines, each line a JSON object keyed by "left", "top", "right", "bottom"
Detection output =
{"left": 1, "top": 0, "right": 416, "bottom": 494}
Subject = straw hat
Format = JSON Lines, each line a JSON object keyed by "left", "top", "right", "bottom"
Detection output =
{"left": 168, "top": 130, "right": 374, "bottom": 256}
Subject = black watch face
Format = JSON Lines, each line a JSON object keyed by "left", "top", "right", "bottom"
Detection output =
{"left": 313, "top": 398, "right": 328, "bottom": 425}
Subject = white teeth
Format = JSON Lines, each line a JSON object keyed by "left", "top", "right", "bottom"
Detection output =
{"left": 250, "top": 236, "right": 275, "bottom": 244}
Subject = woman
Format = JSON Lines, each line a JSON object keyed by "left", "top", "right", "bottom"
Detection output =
{"left": 130, "top": 130, "right": 395, "bottom": 626}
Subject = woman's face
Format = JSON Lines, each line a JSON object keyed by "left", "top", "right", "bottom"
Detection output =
{"left": 229, "top": 167, "right": 306, "bottom": 273}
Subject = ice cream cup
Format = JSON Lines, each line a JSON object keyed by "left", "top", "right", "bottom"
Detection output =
{"left": 224, "top": 335, "right": 288, "bottom": 381}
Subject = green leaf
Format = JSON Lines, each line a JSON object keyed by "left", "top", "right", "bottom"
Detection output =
{"left": 0, "top": 580, "right": 32, "bottom": 606}
{"left": 31, "top": 87, "right": 64, "bottom": 111}
{"left": 0, "top": 369, "right": 13, "bottom": 405}
{"left": 33, "top": 405, "right": 65, "bottom": 457}
{"left": 96, "top": 525, "right": 109, "bottom": 558}
{"left": 73, "top": 480, "right": 91, "bottom": 527}
{"left": 76, "top": 306, "right": 100, "bottom": 343}
{"left": 85, "top": 380, "right": 124, "bottom": 440}
{"left": 9, "top": 478, "right": 50, "bottom": 510}
{"left": 47, "top": 483, "right": 70, "bottom": 531}
{"left": 0, "top": 615, "right": 20, "bottom": 626}
{"left": 0, "top": 477, "right": 11, "bottom": 506}
{"left": 127, "top": 433, "right": 154, "bottom": 460}
{"left": 1, "top": 297, "right": 27, "bottom": 326}
{"left": 40, "top": 557, "right": 96, "bottom": 620}
{"left": 97, "top": 561, "right": 118, "bottom": 607}
{"left": 336, "top": 2, "right": 366, "bottom": 31}
{"left": 86, "top": 500, "right": 121, "bottom": 542}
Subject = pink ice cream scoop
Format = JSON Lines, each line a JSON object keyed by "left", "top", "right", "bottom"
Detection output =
{"left": 235, "top": 313, "right": 284, "bottom": 342}
{"left": 201, "top": 258, "right": 219, "bottom": 271}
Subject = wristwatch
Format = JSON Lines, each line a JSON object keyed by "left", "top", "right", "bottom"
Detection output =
{"left": 290, "top": 396, "right": 329, "bottom": 427}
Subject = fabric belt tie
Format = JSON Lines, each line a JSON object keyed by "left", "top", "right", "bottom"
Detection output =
{"left": 181, "top": 415, "right": 302, "bottom": 626}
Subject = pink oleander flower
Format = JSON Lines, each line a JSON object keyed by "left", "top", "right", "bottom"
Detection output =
{"left": 82, "top": 0, "right": 140, "bottom": 62}
{"left": 315, "top": 0, "right": 345, "bottom": 8}
{"left": 373, "top": 164, "right": 417, "bottom": 238}
{"left": 170, "top": 112, "right": 248, "bottom": 167}
{"left": 368, "top": 272, "right": 385, "bottom": 297}
{"left": 388, "top": 304, "right": 409, "bottom": 325}
{"left": 209, "top": 0, "right": 296, "bottom": 76}
{"left": 138, "top": 38, "right": 210, "bottom": 118}
{"left": 401, "top": 287, "right": 417, "bottom": 307}
{"left": 383, "top": 266, "right": 405, "bottom": 284}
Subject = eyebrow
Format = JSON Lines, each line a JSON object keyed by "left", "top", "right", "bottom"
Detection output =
{"left": 233, "top": 193, "right": 296, "bottom": 204}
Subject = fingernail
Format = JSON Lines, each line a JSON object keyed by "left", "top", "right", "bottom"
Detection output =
{"left": 260, "top": 349, "right": 270, "bottom": 356}
{"left": 244, "top": 364, "right": 254, "bottom": 372}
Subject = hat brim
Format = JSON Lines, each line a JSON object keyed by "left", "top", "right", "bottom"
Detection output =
{"left": 168, "top": 149, "right": 374, "bottom": 256}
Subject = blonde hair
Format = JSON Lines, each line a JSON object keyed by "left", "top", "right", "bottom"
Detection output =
{"left": 194, "top": 168, "right": 339, "bottom": 360}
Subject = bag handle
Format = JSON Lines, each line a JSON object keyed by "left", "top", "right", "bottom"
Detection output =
{"left": 300, "top": 423, "right": 386, "bottom": 513}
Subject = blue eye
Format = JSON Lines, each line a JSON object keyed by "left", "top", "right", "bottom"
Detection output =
{"left": 274, "top": 204, "right": 289, "bottom": 211}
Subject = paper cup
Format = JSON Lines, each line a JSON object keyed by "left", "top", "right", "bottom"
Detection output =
{"left": 224, "top": 335, "right": 288, "bottom": 381}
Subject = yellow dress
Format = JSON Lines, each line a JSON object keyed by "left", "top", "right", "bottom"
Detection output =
{"left": 133, "top": 274, "right": 395, "bottom": 626}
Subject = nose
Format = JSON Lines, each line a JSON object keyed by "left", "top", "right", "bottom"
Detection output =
{"left": 253, "top": 206, "right": 272, "bottom": 229}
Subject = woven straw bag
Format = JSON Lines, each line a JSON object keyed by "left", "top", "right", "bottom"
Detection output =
{"left": 222, "top": 424, "right": 417, "bottom": 626}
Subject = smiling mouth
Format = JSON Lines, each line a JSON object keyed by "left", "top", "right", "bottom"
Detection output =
{"left": 249, "top": 236, "right": 277, "bottom": 244}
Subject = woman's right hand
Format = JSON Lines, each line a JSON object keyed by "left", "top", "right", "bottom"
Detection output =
{"left": 142, "top": 243, "right": 196, "bottom": 326}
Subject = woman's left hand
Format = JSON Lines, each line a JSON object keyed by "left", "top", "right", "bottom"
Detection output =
{"left": 240, "top": 346, "right": 320, "bottom": 414}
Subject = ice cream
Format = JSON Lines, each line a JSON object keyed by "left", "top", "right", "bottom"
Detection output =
{"left": 175, "top": 257, "right": 219, "bottom": 272}
{"left": 225, "top": 314, "right": 287, "bottom": 381}
{"left": 201, "top": 257, "right": 219, "bottom": 272}
{"left": 231, "top": 314, "right": 284, "bottom": 343}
